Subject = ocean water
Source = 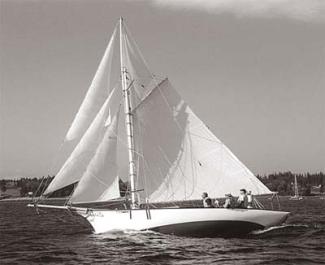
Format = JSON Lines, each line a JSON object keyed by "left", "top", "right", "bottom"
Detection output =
{"left": 0, "top": 197, "right": 324, "bottom": 265}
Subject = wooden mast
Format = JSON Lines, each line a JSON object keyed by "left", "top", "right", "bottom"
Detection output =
{"left": 119, "top": 17, "right": 137, "bottom": 208}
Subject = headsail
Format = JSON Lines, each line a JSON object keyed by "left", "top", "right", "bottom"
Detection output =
{"left": 120, "top": 21, "right": 158, "bottom": 111}
{"left": 65, "top": 25, "right": 118, "bottom": 141}
{"left": 133, "top": 79, "right": 271, "bottom": 202}
{"left": 44, "top": 87, "right": 121, "bottom": 195}
{"left": 69, "top": 109, "right": 121, "bottom": 203}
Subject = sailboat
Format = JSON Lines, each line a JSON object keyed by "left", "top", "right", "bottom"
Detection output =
{"left": 289, "top": 176, "right": 303, "bottom": 200}
{"left": 29, "top": 18, "right": 289, "bottom": 237}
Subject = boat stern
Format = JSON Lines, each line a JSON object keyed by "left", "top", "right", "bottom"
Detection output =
{"left": 257, "top": 210, "right": 290, "bottom": 228}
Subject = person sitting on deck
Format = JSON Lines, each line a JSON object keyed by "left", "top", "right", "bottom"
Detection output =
{"left": 223, "top": 193, "right": 234, "bottom": 208}
{"left": 214, "top": 199, "right": 220, "bottom": 208}
{"left": 247, "top": 191, "right": 253, "bottom": 209}
{"left": 202, "top": 192, "right": 214, "bottom": 208}
{"left": 237, "top": 189, "right": 248, "bottom": 208}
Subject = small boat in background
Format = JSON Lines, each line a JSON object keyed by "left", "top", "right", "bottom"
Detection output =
{"left": 289, "top": 176, "right": 303, "bottom": 200}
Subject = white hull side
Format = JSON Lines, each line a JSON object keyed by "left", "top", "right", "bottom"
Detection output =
{"left": 77, "top": 208, "right": 289, "bottom": 236}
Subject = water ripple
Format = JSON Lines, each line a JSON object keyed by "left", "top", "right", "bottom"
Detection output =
{"left": 1, "top": 197, "right": 325, "bottom": 264}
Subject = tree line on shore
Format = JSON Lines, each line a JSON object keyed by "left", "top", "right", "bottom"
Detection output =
{"left": 0, "top": 171, "right": 324, "bottom": 197}
{"left": 257, "top": 172, "right": 324, "bottom": 196}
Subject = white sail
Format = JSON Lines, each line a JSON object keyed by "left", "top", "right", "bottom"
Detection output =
{"left": 120, "top": 22, "right": 157, "bottom": 110}
{"left": 133, "top": 79, "right": 271, "bottom": 203}
{"left": 44, "top": 87, "right": 121, "bottom": 195}
{"left": 65, "top": 26, "right": 118, "bottom": 141}
{"left": 70, "top": 110, "right": 121, "bottom": 203}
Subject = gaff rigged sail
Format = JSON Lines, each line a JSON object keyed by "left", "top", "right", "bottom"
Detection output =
{"left": 132, "top": 79, "right": 271, "bottom": 202}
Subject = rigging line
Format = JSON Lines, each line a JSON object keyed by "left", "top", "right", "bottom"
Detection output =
{"left": 66, "top": 182, "right": 77, "bottom": 206}
{"left": 84, "top": 170, "right": 116, "bottom": 190}
{"left": 32, "top": 176, "right": 46, "bottom": 202}
{"left": 112, "top": 130, "right": 144, "bottom": 158}
{"left": 186, "top": 131, "right": 198, "bottom": 199}
{"left": 187, "top": 132, "right": 222, "bottom": 143}
{"left": 123, "top": 22, "right": 165, "bottom": 97}
{"left": 155, "top": 84, "right": 208, "bottom": 183}
{"left": 157, "top": 144, "right": 186, "bottom": 186}
{"left": 123, "top": 23, "right": 153, "bottom": 79}
{"left": 131, "top": 78, "right": 167, "bottom": 113}
{"left": 36, "top": 137, "right": 68, "bottom": 199}
{"left": 133, "top": 116, "right": 148, "bottom": 201}
{"left": 122, "top": 21, "right": 165, "bottom": 107}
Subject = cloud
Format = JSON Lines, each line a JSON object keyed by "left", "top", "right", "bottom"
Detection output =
{"left": 150, "top": 0, "right": 325, "bottom": 22}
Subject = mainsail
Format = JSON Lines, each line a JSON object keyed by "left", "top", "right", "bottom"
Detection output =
{"left": 133, "top": 79, "right": 271, "bottom": 202}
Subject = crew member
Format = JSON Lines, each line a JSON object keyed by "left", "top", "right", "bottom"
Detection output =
{"left": 237, "top": 189, "right": 248, "bottom": 208}
{"left": 223, "top": 193, "right": 234, "bottom": 208}
{"left": 247, "top": 191, "right": 253, "bottom": 209}
{"left": 202, "top": 192, "right": 214, "bottom": 208}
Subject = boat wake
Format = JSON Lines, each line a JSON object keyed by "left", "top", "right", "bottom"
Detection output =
{"left": 250, "top": 224, "right": 309, "bottom": 236}
{"left": 94, "top": 229, "right": 159, "bottom": 238}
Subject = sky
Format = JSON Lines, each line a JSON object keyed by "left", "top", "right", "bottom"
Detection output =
{"left": 0, "top": 0, "right": 324, "bottom": 178}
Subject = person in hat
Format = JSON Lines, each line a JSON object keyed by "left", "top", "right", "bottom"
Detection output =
{"left": 223, "top": 193, "right": 234, "bottom": 208}
{"left": 202, "top": 192, "right": 214, "bottom": 208}
{"left": 237, "top": 188, "right": 248, "bottom": 208}
{"left": 247, "top": 191, "right": 253, "bottom": 209}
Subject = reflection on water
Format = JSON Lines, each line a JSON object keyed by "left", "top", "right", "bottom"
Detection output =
{"left": 0, "top": 197, "right": 324, "bottom": 265}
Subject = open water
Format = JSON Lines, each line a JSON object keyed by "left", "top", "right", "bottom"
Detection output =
{"left": 0, "top": 197, "right": 324, "bottom": 265}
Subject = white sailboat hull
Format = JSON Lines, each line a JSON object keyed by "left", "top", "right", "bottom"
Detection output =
{"left": 76, "top": 207, "right": 289, "bottom": 237}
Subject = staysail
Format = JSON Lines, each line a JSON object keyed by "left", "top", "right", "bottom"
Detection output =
{"left": 69, "top": 109, "right": 121, "bottom": 203}
{"left": 133, "top": 79, "right": 271, "bottom": 202}
{"left": 44, "top": 87, "right": 121, "bottom": 195}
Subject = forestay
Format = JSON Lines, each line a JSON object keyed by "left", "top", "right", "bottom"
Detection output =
{"left": 133, "top": 79, "right": 271, "bottom": 203}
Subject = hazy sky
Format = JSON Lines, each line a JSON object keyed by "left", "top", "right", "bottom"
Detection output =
{"left": 1, "top": 0, "right": 324, "bottom": 178}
